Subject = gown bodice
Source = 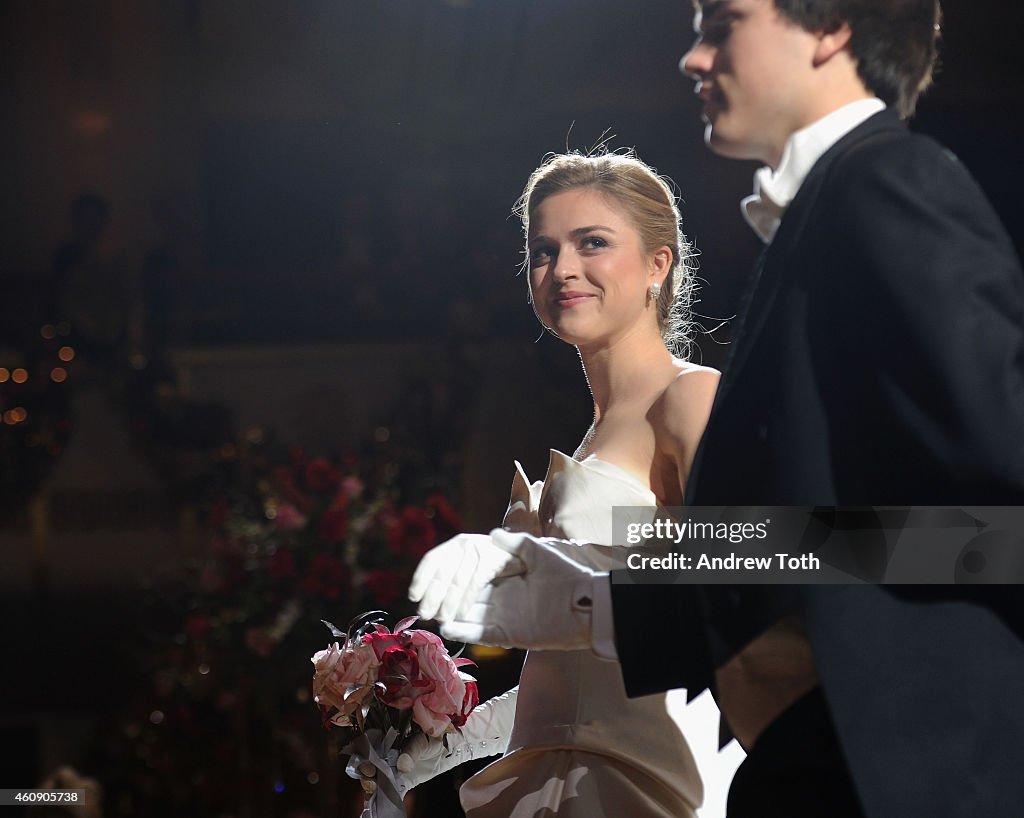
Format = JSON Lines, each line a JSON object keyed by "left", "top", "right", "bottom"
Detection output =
{"left": 461, "top": 449, "right": 704, "bottom": 815}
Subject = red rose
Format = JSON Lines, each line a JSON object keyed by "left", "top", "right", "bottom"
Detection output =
{"left": 208, "top": 497, "right": 229, "bottom": 531}
{"left": 388, "top": 506, "right": 437, "bottom": 558}
{"left": 305, "top": 458, "right": 341, "bottom": 493}
{"left": 303, "top": 553, "right": 349, "bottom": 600}
{"left": 425, "top": 493, "right": 461, "bottom": 540}
{"left": 319, "top": 504, "right": 349, "bottom": 545}
{"left": 453, "top": 679, "right": 480, "bottom": 728}
{"left": 267, "top": 549, "right": 297, "bottom": 580}
{"left": 273, "top": 465, "right": 312, "bottom": 513}
{"left": 184, "top": 615, "right": 211, "bottom": 641}
{"left": 377, "top": 646, "right": 431, "bottom": 710}
{"left": 382, "top": 645, "right": 419, "bottom": 681}
{"left": 339, "top": 450, "right": 357, "bottom": 468}
{"left": 211, "top": 535, "right": 243, "bottom": 557}
{"left": 198, "top": 563, "right": 224, "bottom": 594}
{"left": 364, "top": 569, "right": 408, "bottom": 608}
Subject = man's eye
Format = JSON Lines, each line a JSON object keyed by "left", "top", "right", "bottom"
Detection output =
{"left": 701, "top": 17, "right": 735, "bottom": 45}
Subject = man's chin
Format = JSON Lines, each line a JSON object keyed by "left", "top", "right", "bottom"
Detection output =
{"left": 705, "top": 125, "right": 761, "bottom": 162}
{"left": 704, "top": 126, "right": 737, "bottom": 157}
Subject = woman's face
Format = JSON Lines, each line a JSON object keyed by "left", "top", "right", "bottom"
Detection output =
{"left": 527, "top": 187, "right": 666, "bottom": 349}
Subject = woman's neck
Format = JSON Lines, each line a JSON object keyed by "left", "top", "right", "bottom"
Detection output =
{"left": 578, "top": 327, "right": 674, "bottom": 422}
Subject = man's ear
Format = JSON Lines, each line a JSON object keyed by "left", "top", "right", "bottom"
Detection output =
{"left": 813, "top": 21, "right": 853, "bottom": 67}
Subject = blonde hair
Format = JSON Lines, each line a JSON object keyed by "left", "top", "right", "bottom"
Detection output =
{"left": 514, "top": 150, "right": 696, "bottom": 357}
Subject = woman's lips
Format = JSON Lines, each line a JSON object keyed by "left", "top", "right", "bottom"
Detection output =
{"left": 554, "top": 293, "right": 596, "bottom": 308}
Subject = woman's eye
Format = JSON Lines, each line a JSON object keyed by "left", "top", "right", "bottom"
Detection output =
{"left": 581, "top": 236, "right": 608, "bottom": 250}
{"left": 529, "top": 246, "right": 554, "bottom": 264}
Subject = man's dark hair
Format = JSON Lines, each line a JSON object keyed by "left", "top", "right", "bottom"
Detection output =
{"left": 779, "top": 0, "right": 941, "bottom": 117}
{"left": 695, "top": 1, "right": 942, "bottom": 117}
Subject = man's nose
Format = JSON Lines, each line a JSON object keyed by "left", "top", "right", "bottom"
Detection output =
{"left": 680, "top": 40, "right": 711, "bottom": 80}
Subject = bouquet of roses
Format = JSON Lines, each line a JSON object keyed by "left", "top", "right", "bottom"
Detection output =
{"left": 311, "top": 611, "right": 479, "bottom": 818}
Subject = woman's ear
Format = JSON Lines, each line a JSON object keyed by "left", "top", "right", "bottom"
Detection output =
{"left": 649, "top": 245, "right": 673, "bottom": 285}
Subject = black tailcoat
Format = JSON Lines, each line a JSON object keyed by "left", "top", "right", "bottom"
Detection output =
{"left": 612, "top": 110, "right": 1024, "bottom": 817}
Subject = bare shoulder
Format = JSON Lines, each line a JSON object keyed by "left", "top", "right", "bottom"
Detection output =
{"left": 659, "top": 361, "right": 720, "bottom": 415}
{"left": 649, "top": 362, "right": 719, "bottom": 442}
{"left": 649, "top": 362, "right": 720, "bottom": 492}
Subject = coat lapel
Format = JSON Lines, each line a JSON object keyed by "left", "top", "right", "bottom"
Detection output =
{"left": 715, "top": 110, "right": 906, "bottom": 399}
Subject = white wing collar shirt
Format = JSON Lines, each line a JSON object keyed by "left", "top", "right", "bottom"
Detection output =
{"left": 741, "top": 97, "right": 886, "bottom": 243}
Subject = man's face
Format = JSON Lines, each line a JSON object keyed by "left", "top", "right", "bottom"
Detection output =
{"left": 680, "top": 0, "right": 822, "bottom": 167}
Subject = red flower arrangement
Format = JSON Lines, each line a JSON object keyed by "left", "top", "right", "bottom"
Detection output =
{"left": 184, "top": 441, "right": 463, "bottom": 664}
{"left": 312, "top": 613, "right": 479, "bottom": 817}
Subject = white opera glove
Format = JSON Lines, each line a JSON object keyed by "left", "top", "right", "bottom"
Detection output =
{"left": 439, "top": 528, "right": 603, "bottom": 650}
{"left": 355, "top": 687, "right": 519, "bottom": 794}
{"left": 409, "top": 532, "right": 526, "bottom": 625}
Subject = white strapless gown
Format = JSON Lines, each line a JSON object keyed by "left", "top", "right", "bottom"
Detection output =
{"left": 459, "top": 450, "right": 744, "bottom": 818}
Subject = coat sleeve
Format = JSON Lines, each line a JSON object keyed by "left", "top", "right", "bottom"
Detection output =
{"left": 609, "top": 579, "right": 715, "bottom": 698}
{"left": 609, "top": 577, "right": 802, "bottom": 698}
{"left": 822, "top": 132, "right": 1024, "bottom": 503}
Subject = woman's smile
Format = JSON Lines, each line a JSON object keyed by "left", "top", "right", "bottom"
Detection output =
{"left": 553, "top": 290, "right": 598, "bottom": 309}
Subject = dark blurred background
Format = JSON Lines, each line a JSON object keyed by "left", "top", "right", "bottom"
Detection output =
{"left": 1, "top": 1, "right": 1021, "bottom": 816}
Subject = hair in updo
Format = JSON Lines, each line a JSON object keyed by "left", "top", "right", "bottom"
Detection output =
{"left": 514, "top": 150, "right": 696, "bottom": 358}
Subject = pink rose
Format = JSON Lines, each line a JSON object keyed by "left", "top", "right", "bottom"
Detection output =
{"left": 311, "top": 621, "right": 479, "bottom": 740}
{"left": 337, "top": 642, "right": 379, "bottom": 687}
{"left": 274, "top": 504, "right": 307, "bottom": 532}
{"left": 311, "top": 641, "right": 379, "bottom": 715}
{"left": 340, "top": 476, "right": 364, "bottom": 499}
{"left": 407, "top": 631, "right": 468, "bottom": 737}
{"left": 311, "top": 644, "right": 347, "bottom": 712}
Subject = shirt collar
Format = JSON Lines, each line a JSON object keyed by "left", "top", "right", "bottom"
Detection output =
{"left": 742, "top": 98, "right": 886, "bottom": 243}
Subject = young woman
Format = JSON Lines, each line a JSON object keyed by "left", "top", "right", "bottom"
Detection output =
{"left": 370, "top": 151, "right": 733, "bottom": 816}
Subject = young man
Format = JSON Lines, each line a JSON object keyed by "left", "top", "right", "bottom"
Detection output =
{"left": 412, "top": 2, "right": 1024, "bottom": 815}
